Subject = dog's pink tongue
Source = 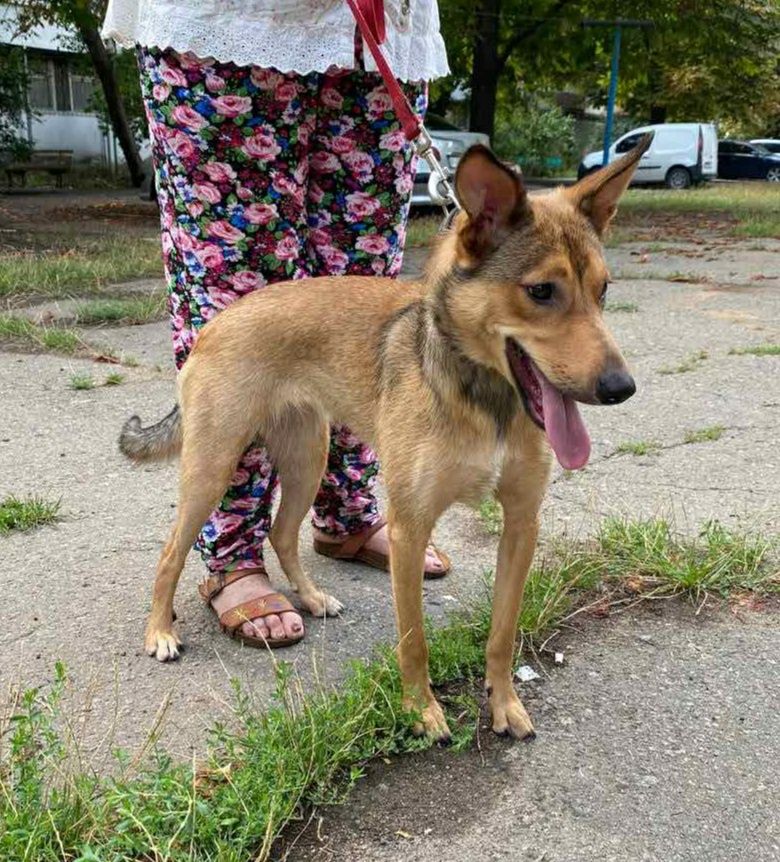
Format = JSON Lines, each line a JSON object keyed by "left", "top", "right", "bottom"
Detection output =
{"left": 539, "top": 375, "right": 591, "bottom": 470}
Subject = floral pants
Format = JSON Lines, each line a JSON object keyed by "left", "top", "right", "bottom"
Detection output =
{"left": 139, "top": 46, "right": 425, "bottom": 573}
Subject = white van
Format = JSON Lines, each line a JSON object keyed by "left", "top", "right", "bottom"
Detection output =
{"left": 578, "top": 123, "right": 718, "bottom": 189}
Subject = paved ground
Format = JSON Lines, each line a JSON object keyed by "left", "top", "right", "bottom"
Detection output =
{"left": 284, "top": 604, "right": 780, "bottom": 862}
{"left": 1, "top": 190, "right": 779, "bottom": 805}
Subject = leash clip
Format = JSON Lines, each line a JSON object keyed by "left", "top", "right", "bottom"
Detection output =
{"left": 414, "top": 125, "right": 461, "bottom": 231}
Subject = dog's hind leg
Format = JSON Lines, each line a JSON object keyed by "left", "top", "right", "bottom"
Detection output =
{"left": 267, "top": 409, "right": 343, "bottom": 618}
{"left": 388, "top": 510, "right": 451, "bottom": 743}
{"left": 145, "top": 435, "right": 248, "bottom": 661}
{"left": 485, "top": 449, "right": 551, "bottom": 738}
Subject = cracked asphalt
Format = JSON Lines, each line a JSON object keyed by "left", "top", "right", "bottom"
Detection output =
{"left": 1, "top": 192, "right": 779, "bottom": 859}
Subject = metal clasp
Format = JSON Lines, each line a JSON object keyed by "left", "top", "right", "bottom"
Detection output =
{"left": 414, "top": 125, "right": 461, "bottom": 231}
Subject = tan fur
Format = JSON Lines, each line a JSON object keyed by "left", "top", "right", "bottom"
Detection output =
{"left": 125, "top": 137, "right": 650, "bottom": 741}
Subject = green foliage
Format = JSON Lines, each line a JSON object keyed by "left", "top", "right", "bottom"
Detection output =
{"left": 493, "top": 98, "right": 575, "bottom": 174}
{"left": 0, "top": 315, "right": 84, "bottom": 354}
{"left": 684, "top": 425, "right": 726, "bottom": 444}
{"left": 729, "top": 343, "right": 780, "bottom": 357}
{"left": 436, "top": 0, "right": 780, "bottom": 138}
{"left": 615, "top": 440, "right": 662, "bottom": 456}
{"left": 68, "top": 373, "right": 95, "bottom": 390}
{"left": 0, "top": 45, "right": 33, "bottom": 159}
{"left": 0, "top": 495, "right": 61, "bottom": 534}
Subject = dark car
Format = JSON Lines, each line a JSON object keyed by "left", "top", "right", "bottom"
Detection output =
{"left": 717, "top": 140, "right": 780, "bottom": 182}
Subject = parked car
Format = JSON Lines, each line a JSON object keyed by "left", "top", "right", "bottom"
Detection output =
{"left": 750, "top": 138, "right": 780, "bottom": 155}
{"left": 718, "top": 140, "right": 780, "bottom": 182}
{"left": 578, "top": 123, "right": 718, "bottom": 189}
{"left": 412, "top": 114, "right": 489, "bottom": 206}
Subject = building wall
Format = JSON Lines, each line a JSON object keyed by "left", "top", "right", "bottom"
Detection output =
{"left": 28, "top": 112, "right": 108, "bottom": 161}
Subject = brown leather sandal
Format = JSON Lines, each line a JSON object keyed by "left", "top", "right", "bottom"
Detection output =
{"left": 313, "top": 517, "right": 451, "bottom": 579}
{"left": 198, "top": 568, "right": 304, "bottom": 649}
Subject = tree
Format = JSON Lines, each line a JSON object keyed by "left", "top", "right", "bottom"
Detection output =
{"left": 438, "top": 0, "right": 780, "bottom": 139}
{"left": 0, "top": 44, "right": 32, "bottom": 159}
{"left": 14, "top": 0, "right": 145, "bottom": 186}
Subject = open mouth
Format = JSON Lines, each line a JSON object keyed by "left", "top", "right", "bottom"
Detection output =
{"left": 505, "top": 338, "right": 592, "bottom": 470}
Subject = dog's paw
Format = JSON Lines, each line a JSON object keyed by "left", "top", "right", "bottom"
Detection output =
{"left": 301, "top": 591, "right": 344, "bottom": 618}
{"left": 144, "top": 627, "right": 182, "bottom": 662}
{"left": 410, "top": 699, "right": 451, "bottom": 744}
{"left": 490, "top": 689, "right": 535, "bottom": 741}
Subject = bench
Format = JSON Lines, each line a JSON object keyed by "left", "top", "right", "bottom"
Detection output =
{"left": 5, "top": 150, "right": 74, "bottom": 188}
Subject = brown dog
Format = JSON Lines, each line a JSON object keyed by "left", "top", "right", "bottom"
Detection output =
{"left": 120, "top": 136, "right": 649, "bottom": 741}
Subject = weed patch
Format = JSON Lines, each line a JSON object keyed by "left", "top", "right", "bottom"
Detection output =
{"left": 0, "top": 495, "right": 61, "bottom": 534}
{"left": 615, "top": 440, "right": 662, "bottom": 456}
{"left": 605, "top": 300, "right": 639, "bottom": 313}
{"left": 729, "top": 343, "right": 780, "bottom": 357}
{"left": 684, "top": 425, "right": 725, "bottom": 444}
{"left": 0, "top": 314, "right": 84, "bottom": 355}
{"left": 659, "top": 349, "right": 708, "bottom": 375}
{"left": 74, "top": 294, "right": 166, "bottom": 327}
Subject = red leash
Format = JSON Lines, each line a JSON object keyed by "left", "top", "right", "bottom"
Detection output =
{"left": 345, "top": 0, "right": 422, "bottom": 142}
{"left": 346, "top": 0, "right": 460, "bottom": 217}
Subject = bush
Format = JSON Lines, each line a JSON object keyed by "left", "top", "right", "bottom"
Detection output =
{"left": 493, "top": 100, "right": 575, "bottom": 176}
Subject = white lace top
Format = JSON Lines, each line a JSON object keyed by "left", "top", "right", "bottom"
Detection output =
{"left": 102, "top": 0, "right": 449, "bottom": 82}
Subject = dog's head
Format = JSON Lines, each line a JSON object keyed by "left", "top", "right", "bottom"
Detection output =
{"left": 437, "top": 135, "right": 651, "bottom": 470}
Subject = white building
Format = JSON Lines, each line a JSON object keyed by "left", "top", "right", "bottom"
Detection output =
{"left": 0, "top": 3, "right": 114, "bottom": 163}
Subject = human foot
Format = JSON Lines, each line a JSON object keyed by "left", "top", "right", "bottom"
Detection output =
{"left": 313, "top": 521, "right": 450, "bottom": 577}
{"left": 201, "top": 568, "right": 304, "bottom": 645}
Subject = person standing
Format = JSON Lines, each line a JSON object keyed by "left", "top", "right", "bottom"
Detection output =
{"left": 102, "top": 0, "right": 451, "bottom": 648}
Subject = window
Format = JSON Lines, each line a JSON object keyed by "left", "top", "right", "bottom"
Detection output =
{"left": 24, "top": 50, "right": 97, "bottom": 113}
{"left": 615, "top": 134, "right": 642, "bottom": 154}
{"left": 71, "top": 76, "right": 96, "bottom": 112}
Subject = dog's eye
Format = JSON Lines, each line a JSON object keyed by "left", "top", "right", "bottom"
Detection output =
{"left": 599, "top": 282, "right": 609, "bottom": 306}
{"left": 526, "top": 283, "right": 554, "bottom": 303}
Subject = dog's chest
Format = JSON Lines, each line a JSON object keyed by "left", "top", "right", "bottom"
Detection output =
{"left": 450, "top": 439, "right": 506, "bottom": 506}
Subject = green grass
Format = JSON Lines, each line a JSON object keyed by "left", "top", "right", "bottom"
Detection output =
{"left": 615, "top": 440, "right": 662, "bottom": 456}
{"left": 729, "top": 343, "right": 780, "bottom": 357}
{"left": 0, "top": 236, "right": 163, "bottom": 300}
{"left": 104, "top": 372, "right": 125, "bottom": 386}
{"left": 477, "top": 497, "right": 503, "bottom": 535}
{"left": 0, "top": 314, "right": 84, "bottom": 355}
{"left": 605, "top": 300, "right": 639, "bottom": 313}
{"left": 1, "top": 518, "right": 776, "bottom": 861}
{"left": 68, "top": 373, "right": 95, "bottom": 390}
{"left": 406, "top": 215, "right": 440, "bottom": 247}
{"left": 659, "top": 349, "right": 708, "bottom": 375}
{"left": 619, "top": 184, "right": 780, "bottom": 239}
{"left": 684, "top": 425, "right": 726, "bottom": 444}
{"left": 0, "top": 495, "right": 61, "bottom": 535}
{"left": 73, "top": 293, "right": 166, "bottom": 327}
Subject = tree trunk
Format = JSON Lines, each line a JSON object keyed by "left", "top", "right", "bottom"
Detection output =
{"left": 78, "top": 23, "right": 144, "bottom": 187}
{"left": 469, "top": 0, "right": 502, "bottom": 139}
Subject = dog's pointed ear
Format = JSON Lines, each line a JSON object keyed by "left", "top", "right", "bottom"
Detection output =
{"left": 454, "top": 145, "right": 528, "bottom": 261}
{"left": 568, "top": 133, "right": 653, "bottom": 235}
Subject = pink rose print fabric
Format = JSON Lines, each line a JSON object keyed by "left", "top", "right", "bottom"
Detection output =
{"left": 139, "top": 46, "right": 426, "bottom": 573}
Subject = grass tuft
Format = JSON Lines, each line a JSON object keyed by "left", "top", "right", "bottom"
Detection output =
{"left": 0, "top": 518, "right": 775, "bottom": 861}
{"left": 684, "top": 425, "right": 725, "bottom": 444}
{"left": 477, "top": 497, "right": 503, "bottom": 535}
{"left": 0, "top": 495, "right": 61, "bottom": 534}
{"left": 729, "top": 343, "right": 780, "bottom": 357}
{"left": 0, "top": 314, "right": 83, "bottom": 355}
{"left": 659, "top": 349, "right": 708, "bottom": 375}
{"left": 605, "top": 300, "right": 639, "bottom": 313}
{"left": 68, "top": 373, "right": 95, "bottom": 390}
{"left": 615, "top": 440, "right": 661, "bottom": 456}
{"left": 74, "top": 294, "right": 166, "bottom": 327}
{"left": 104, "top": 372, "right": 125, "bottom": 386}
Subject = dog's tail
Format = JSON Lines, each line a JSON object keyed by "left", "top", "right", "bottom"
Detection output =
{"left": 119, "top": 405, "right": 182, "bottom": 463}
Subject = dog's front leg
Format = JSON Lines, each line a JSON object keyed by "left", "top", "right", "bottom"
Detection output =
{"left": 388, "top": 513, "right": 451, "bottom": 743}
{"left": 485, "top": 454, "right": 549, "bottom": 738}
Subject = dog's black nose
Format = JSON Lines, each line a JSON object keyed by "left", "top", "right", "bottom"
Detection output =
{"left": 596, "top": 370, "right": 636, "bottom": 404}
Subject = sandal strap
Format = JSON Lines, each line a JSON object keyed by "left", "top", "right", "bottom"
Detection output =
{"left": 198, "top": 567, "right": 266, "bottom": 603}
{"left": 219, "top": 592, "right": 297, "bottom": 634}
{"left": 329, "top": 517, "right": 388, "bottom": 560}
